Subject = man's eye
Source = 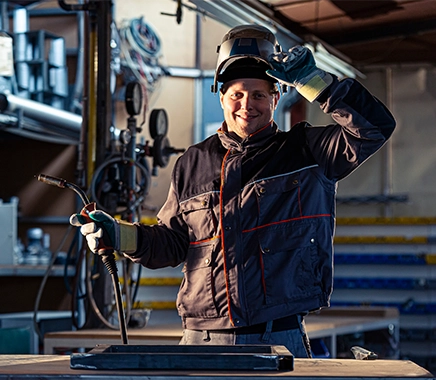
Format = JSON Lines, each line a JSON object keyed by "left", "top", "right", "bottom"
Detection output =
{"left": 254, "top": 93, "right": 266, "bottom": 99}
{"left": 230, "top": 93, "right": 243, "bottom": 99}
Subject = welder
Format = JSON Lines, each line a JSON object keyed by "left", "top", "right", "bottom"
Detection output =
{"left": 70, "top": 24, "right": 396, "bottom": 357}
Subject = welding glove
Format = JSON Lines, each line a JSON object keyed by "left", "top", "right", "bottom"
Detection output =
{"left": 267, "top": 45, "right": 333, "bottom": 102}
{"left": 70, "top": 208, "right": 137, "bottom": 255}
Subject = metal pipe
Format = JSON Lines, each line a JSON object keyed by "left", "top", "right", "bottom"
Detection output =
{"left": 87, "top": 11, "right": 98, "bottom": 186}
{"left": 76, "top": 6, "right": 89, "bottom": 189}
{"left": 1, "top": 92, "right": 82, "bottom": 132}
{"left": 275, "top": 88, "right": 300, "bottom": 132}
{"left": 0, "top": 1, "right": 8, "bottom": 31}
{"left": 193, "top": 13, "right": 203, "bottom": 144}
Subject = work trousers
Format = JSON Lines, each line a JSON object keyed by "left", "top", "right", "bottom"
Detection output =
{"left": 179, "top": 315, "right": 312, "bottom": 358}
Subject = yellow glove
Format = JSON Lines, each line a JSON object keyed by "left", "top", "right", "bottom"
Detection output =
{"left": 70, "top": 207, "right": 137, "bottom": 255}
{"left": 267, "top": 45, "right": 333, "bottom": 102}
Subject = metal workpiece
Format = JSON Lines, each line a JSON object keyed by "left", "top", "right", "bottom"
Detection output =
{"left": 70, "top": 344, "right": 294, "bottom": 371}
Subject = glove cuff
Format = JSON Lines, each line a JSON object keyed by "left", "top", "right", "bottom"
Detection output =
{"left": 296, "top": 70, "right": 333, "bottom": 103}
{"left": 117, "top": 220, "right": 138, "bottom": 254}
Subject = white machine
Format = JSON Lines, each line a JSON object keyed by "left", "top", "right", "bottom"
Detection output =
{"left": 0, "top": 197, "right": 18, "bottom": 265}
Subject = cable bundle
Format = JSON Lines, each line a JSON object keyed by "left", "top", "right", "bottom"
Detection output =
{"left": 118, "top": 17, "right": 168, "bottom": 100}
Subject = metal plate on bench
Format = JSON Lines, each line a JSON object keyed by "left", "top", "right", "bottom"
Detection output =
{"left": 70, "top": 344, "right": 294, "bottom": 371}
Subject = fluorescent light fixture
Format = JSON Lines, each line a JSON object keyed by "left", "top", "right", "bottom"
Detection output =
{"left": 189, "top": 0, "right": 301, "bottom": 46}
{"left": 304, "top": 42, "right": 364, "bottom": 79}
{"left": 189, "top": 0, "right": 362, "bottom": 80}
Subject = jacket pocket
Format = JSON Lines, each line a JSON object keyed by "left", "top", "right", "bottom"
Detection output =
{"left": 180, "top": 192, "right": 219, "bottom": 241}
{"left": 258, "top": 221, "right": 321, "bottom": 305}
{"left": 176, "top": 242, "right": 218, "bottom": 318}
{"left": 255, "top": 172, "right": 300, "bottom": 195}
{"left": 255, "top": 173, "right": 302, "bottom": 221}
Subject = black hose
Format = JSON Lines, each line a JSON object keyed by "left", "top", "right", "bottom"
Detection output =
{"left": 36, "top": 174, "right": 129, "bottom": 345}
{"left": 100, "top": 253, "right": 128, "bottom": 345}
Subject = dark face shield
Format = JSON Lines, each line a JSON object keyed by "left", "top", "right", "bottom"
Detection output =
{"left": 211, "top": 26, "right": 281, "bottom": 93}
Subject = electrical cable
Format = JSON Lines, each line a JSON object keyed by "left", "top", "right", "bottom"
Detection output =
{"left": 127, "top": 17, "right": 161, "bottom": 58}
{"left": 116, "top": 18, "right": 167, "bottom": 105}
{"left": 62, "top": 230, "right": 78, "bottom": 296}
{"left": 84, "top": 249, "right": 122, "bottom": 331}
{"left": 127, "top": 260, "right": 142, "bottom": 310}
{"left": 32, "top": 224, "right": 74, "bottom": 343}
{"left": 70, "top": 235, "right": 87, "bottom": 330}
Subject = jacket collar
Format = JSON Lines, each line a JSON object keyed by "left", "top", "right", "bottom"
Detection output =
{"left": 217, "top": 121, "right": 279, "bottom": 151}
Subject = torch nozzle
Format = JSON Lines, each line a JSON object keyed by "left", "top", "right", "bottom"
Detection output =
{"left": 37, "top": 174, "right": 67, "bottom": 188}
{"left": 36, "top": 173, "right": 90, "bottom": 206}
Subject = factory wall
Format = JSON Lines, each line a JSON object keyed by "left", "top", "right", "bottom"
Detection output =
{"left": 307, "top": 65, "right": 436, "bottom": 217}
{"left": 2, "top": 0, "right": 436, "bottom": 257}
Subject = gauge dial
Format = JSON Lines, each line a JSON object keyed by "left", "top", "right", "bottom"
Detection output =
{"left": 149, "top": 109, "right": 168, "bottom": 138}
{"left": 153, "top": 135, "right": 171, "bottom": 168}
{"left": 125, "top": 81, "right": 143, "bottom": 116}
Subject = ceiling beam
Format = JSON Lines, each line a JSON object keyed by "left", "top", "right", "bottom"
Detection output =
{"left": 325, "top": 18, "right": 436, "bottom": 46}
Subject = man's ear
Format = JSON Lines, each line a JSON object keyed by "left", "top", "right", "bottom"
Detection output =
{"left": 219, "top": 93, "right": 224, "bottom": 109}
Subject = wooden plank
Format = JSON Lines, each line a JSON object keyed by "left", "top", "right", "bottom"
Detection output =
{"left": 0, "top": 355, "right": 434, "bottom": 379}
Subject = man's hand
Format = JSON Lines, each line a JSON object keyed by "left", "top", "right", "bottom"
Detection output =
{"left": 267, "top": 45, "right": 333, "bottom": 102}
{"left": 70, "top": 207, "right": 137, "bottom": 255}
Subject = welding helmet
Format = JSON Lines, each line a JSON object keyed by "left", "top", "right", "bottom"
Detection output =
{"left": 211, "top": 24, "right": 282, "bottom": 93}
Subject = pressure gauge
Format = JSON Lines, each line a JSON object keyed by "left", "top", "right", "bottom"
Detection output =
{"left": 153, "top": 135, "right": 171, "bottom": 168}
{"left": 119, "top": 129, "right": 132, "bottom": 145}
{"left": 125, "top": 81, "right": 143, "bottom": 116}
{"left": 149, "top": 109, "right": 168, "bottom": 138}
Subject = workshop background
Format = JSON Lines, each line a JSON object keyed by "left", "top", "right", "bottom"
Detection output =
{"left": 0, "top": 0, "right": 436, "bottom": 372}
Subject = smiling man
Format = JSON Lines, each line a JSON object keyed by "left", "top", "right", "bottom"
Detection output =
{"left": 71, "top": 24, "right": 396, "bottom": 358}
{"left": 218, "top": 59, "right": 280, "bottom": 139}
{"left": 220, "top": 69, "right": 279, "bottom": 139}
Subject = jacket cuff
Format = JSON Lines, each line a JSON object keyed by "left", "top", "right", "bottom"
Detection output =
{"left": 118, "top": 220, "right": 137, "bottom": 254}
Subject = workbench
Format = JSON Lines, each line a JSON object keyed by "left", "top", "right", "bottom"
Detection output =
{"left": 44, "top": 307, "right": 399, "bottom": 358}
{"left": 0, "top": 354, "right": 433, "bottom": 379}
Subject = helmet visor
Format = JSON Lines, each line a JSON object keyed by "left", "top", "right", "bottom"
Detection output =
{"left": 212, "top": 30, "right": 280, "bottom": 92}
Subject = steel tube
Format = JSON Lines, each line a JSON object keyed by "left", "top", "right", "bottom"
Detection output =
{"left": 2, "top": 92, "right": 82, "bottom": 132}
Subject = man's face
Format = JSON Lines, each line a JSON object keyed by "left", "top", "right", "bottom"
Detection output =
{"left": 220, "top": 78, "right": 279, "bottom": 139}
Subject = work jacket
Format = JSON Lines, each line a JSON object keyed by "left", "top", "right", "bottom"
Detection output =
{"left": 132, "top": 77, "right": 396, "bottom": 330}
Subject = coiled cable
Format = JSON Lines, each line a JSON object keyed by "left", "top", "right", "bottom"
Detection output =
{"left": 117, "top": 17, "right": 167, "bottom": 103}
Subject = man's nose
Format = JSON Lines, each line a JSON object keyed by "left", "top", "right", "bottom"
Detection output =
{"left": 240, "top": 96, "right": 252, "bottom": 110}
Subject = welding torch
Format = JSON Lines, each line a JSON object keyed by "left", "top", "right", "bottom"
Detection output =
{"left": 36, "top": 173, "right": 129, "bottom": 345}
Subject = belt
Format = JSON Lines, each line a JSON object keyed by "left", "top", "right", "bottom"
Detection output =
{"left": 203, "top": 314, "right": 301, "bottom": 335}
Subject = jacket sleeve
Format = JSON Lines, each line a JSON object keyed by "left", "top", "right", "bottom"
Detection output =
{"left": 127, "top": 181, "right": 190, "bottom": 269}
{"left": 304, "top": 77, "right": 396, "bottom": 181}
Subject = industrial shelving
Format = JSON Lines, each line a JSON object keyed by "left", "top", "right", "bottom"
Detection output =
{"left": 332, "top": 218, "right": 436, "bottom": 371}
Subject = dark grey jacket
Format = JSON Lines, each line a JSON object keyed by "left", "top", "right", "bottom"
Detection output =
{"left": 131, "top": 77, "right": 396, "bottom": 330}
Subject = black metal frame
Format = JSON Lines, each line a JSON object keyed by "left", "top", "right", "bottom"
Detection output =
{"left": 70, "top": 344, "right": 294, "bottom": 371}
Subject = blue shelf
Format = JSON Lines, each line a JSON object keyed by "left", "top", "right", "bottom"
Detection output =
{"left": 331, "top": 301, "right": 436, "bottom": 314}
{"left": 334, "top": 277, "right": 436, "bottom": 290}
{"left": 334, "top": 253, "right": 427, "bottom": 265}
